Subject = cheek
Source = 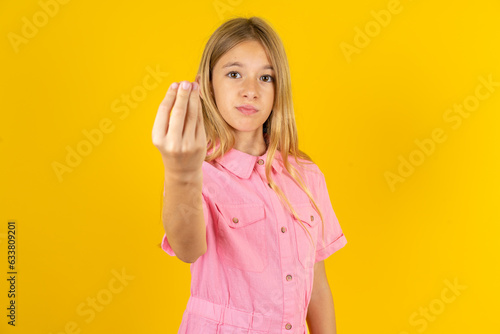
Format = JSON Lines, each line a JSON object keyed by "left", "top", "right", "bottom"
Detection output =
{"left": 213, "top": 81, "right": 230, "bottom": 103}
{"left": 266, "top": 93, "right": 275, "bottom": 108}
{"left": 266, "top": 85, "right": 275, "bottom": 101}
{"left": 213, "top": 92, "right": 232, "bottom": 117}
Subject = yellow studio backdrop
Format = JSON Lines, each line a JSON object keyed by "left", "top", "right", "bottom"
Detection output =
{"left": 1, "top": 0, "right": 499, "bottom": 333}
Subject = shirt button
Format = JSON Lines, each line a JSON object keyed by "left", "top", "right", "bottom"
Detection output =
{"left": 310, "top": 215, "right": 314, "bottom": 221}
{"left": 232, "top": 217, "right": 239, "bottom": 224}
{"left": 257, "top": 159, "right": 264, "bottom": 165}
{"left": 281, "top": 226, "right": 287, "bottom": 233}
{"left": 286, "top": 274, "right": 292, "bottom": 281}
{"left": 285, "top": 323, "right": 292, "bottom": 330}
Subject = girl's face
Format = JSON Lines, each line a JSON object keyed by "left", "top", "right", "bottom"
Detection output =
{"left": 211, "top": 40, "right": 275, "bottom": 141}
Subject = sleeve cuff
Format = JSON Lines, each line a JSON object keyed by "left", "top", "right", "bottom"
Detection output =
{"left": 315, "top": 233, "right": 347, "bottom": 263}
{"left": 161, "top": 232, "right": 176, "bottom": 256}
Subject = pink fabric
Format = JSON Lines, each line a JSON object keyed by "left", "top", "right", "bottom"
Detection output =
{"left": 161, "top": 146, "right": 347, "bottom": 333}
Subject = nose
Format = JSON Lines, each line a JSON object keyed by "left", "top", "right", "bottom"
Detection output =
{"left": 242, "top": 78, "right": 258, "bottom": 99}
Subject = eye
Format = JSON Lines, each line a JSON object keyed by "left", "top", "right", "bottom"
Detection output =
{"left": 226, "top": 71, "right": 274, "bottom": 83}
{"left": 261, "top": 75, "right": 274, "bottom": 83}
{"left": 227, "top": 71, "right": 241, "bottom": 79}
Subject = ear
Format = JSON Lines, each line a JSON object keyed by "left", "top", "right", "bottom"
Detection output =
{"left": 196, "top": 74, "right": 214, "bottom": 98}
{"left": 194, "top": 75, "right": 206, "bottom": 101}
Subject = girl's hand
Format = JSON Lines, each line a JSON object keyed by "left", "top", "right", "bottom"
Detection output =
{"left": 152, "top": 80, "right": 207, "bottom": 179}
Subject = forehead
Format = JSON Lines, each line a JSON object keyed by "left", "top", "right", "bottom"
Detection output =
{"left": 216, "top": 40, "right": 274, "bottom": 71}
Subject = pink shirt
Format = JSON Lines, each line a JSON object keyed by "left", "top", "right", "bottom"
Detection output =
{"left": 162, "top": 146, "right": 347, "bottom": 333}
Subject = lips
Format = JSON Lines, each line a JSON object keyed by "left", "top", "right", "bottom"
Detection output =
{"left": 236, "top": 105, "right": 258, "bottom": 115}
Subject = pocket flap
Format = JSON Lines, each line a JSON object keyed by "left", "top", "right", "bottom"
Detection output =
{"left": 293, "top": 204, "right": 319, "bottom": 227}
{"left": 215, "top": 202, "right": 266, "bottom": 228}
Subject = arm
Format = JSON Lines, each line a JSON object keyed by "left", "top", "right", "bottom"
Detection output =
{"left": 306, "top": 260, "right": 337, "bottom": 334}
{"left": 153, "top": 79, "right": 207, "bottom": 264}
{"left": 162, "top": 170, "right": 207, "bottom": 263}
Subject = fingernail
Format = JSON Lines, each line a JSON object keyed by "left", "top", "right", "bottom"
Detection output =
{"left": 192, "top": 82, "right": 198, "bottom": 90}
{"left": 170, "top": 82, "right": 178, "bottom": 90}
{"left": 182, "top": 81, "right": 191, "bottom": 90}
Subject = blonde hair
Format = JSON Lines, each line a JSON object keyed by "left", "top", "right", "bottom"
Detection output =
{"left": 196, "top": 16, "right": 327, "bottom": 249}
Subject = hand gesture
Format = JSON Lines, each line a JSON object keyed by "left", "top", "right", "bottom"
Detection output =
{"left": 152, "top": 80, "right": 207, "bottom": 179}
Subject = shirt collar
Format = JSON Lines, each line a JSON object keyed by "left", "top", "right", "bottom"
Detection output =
{"left": 214, "top": 146, "right": 283, "bottom": 179}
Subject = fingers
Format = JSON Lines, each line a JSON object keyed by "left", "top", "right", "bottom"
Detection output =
{"left": 195, "top": 89, "right": 206, "bottom": 142}
{"left": 152, "top": 82, "right": 179, "bottom": 145}
{"left": 166, "top": 81, "right": 193, "bottom": 142}
{"left": 183, "top": 82, "right": 200, "bottom": 138}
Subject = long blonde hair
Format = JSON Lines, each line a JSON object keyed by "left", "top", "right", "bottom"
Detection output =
{"left": 196, "top": 16, "right": 327, "bottom": 248}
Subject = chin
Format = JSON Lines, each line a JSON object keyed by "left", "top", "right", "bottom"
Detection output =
{"left": 230, "top": 124, "right": 262, "bottom": 132}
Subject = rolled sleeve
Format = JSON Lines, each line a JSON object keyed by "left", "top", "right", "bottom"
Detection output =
{"left": 161, "top": 184, "right": 210, "bottom": 257}
{"left": 314, "top": 171, "right": 348, "bottom": 263}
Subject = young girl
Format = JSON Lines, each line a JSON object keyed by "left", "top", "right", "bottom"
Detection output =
{"left": 152, "top": 16, "right": 347, "bottom": 334}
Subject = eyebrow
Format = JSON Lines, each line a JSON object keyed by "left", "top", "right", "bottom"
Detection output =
{"left": 222, "top": 61, "right": 274, "bottom": 71}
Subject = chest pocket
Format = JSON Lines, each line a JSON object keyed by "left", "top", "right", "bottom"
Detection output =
{"left": 214, "top": 202, "right": 268, "bottom": 272}
{"left": 292, "top": 203, "right": 320, "bottom": 269}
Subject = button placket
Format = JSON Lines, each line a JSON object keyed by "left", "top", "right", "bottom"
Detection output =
{"left": 254, "top": 155, "right": 294, "bottom": 331}
{"left": 256, "top": 158, "right": 272, "bottom": 189}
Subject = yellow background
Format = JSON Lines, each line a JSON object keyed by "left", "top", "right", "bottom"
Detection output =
{"left": 1, "top": 0, "right": 499, "bottom": 333}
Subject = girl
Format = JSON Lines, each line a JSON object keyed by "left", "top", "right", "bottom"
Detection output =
{"left": 152, "top": 16, "right": 347, "bottom": 334}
